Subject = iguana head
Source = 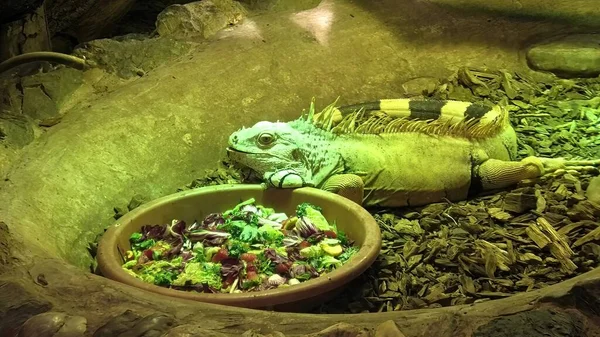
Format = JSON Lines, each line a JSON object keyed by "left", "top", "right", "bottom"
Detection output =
{"left": 226, "top": 114, "right": 343, "bottom": 186}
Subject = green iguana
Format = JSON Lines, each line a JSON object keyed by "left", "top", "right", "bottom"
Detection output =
{"left": 226, "top": 98, "right": 600, "bottom": 207}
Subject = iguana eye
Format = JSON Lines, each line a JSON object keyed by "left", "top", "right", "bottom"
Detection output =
{"left": 257, "top": 132, "right": 275, "bottom": 146}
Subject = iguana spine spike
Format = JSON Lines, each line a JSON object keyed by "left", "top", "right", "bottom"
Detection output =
{"left": 347, "top": 109, "right": 360, "bottom": 133}
{"left": 308, "top": 97, "right": 508, "bottom": 140}
{"left": 307, "top": 97, "right": 316, "bottom": 123}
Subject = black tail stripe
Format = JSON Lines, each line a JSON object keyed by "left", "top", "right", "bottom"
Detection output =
{"left": 337, "top": 101, "right": 381, "bottom": 115}
{"left": 464, "top": 104, "right": 492, "bottom": 119}
{"left": 408, "top": 100, "right": 445, "bottom": 120}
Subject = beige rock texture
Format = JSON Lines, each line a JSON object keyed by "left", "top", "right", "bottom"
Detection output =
{"left": 526, "top": 34, "right": 600, "bottom": 78}
{"left": 156, "top": 0, "right": 247, "bottom": 40}
{"left": 238, "top": 0, "right": 321, "bottom": 12}
{"left": 374, "top": 320, "right": 406, "bottom": 337}
{"left": 428, "top": 0, "right": 600, "bottom": 27}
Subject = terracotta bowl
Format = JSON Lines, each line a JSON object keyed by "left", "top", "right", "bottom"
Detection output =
{"left": 96, "top": 184, "right": 382, "bottom": 311}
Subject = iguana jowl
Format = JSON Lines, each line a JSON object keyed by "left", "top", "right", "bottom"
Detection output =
{"left": 226, "top": 98, "right": 600, "bottom": 207}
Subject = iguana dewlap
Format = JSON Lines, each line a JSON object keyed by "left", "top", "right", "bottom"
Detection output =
{"left": 226, "top": 98, "right": 599, "bottom": 208}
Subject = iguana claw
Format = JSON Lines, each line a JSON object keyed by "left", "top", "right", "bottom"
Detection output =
{"left": 538, "top": 157, "right": 600, "bottom": 174}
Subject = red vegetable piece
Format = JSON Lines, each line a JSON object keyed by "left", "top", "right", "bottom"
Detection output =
{"left": 246, "top": 271, "right": 258, "bottom": 280}
{"left": 276, "top": 262, "right": 291, "bottom": 275}
{"left": 240, "top": 253, "right": 257, "bottom": 263}
{"left": 299, "top": 241, "right": 311, "bottom": 249}
{"left": 211, "top": 248, "right": 229, "bottom": 263}
{"left": 143, "top": 249, "right": 154, "bottom": 260}
{"left": 246, "top": 264, "right": 257, "bottom": 274}
{"left": 324, "top": 230, "right": 337, "bottom": 238}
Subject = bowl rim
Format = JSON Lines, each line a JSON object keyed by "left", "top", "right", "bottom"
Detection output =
{"left": 96, "top": 184, "right": 382, "bottom": 309}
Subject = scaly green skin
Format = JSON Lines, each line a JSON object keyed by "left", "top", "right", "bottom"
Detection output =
{"left": 226, "top": 99, "right": 600, "bottom": 208}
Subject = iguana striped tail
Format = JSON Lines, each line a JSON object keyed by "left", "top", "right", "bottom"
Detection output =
{"left": 308, "top": 98, "right": 509, "bottom": 140}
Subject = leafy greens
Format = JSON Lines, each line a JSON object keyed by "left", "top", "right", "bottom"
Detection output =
{"left": 121, "top": 198, "right": 359, "bottom": 293}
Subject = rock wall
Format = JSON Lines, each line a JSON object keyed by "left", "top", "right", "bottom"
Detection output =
{"left": 428, "top": 0, "right": 600, "bottom": 27}
{"left": 0, "top": 0, "right": 44, "bottom": 24}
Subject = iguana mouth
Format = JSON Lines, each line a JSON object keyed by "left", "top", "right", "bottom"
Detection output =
{"left": 226, "top": 147, "right": 255, "bottom": 155}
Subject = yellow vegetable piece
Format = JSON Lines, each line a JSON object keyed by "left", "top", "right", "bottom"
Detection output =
{"left": 321, "top": 244, "right": 343, "bottom": 257}
{"left": 150, "top": 241, "right": 171, "bottom": 253}
{"left": 283, "top": 216, "right": 298, "bottom": 230}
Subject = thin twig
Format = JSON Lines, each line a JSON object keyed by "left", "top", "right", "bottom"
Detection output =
{"left": 513, "top": 113, "right": 551, "bottom": 118}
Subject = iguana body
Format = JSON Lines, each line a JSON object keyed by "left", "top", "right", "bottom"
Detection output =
{"left": 226, "top": 98, "right": 599, "bottom": 207}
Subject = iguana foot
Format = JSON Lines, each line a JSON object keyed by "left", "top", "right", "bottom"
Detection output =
{"left": 321, "top": 174, "right": 364, "bottom": 205}
{"left": 263, "top": 169, "right": 314, "bottom": 188}
{"left": 537, "top": 157, "right": 600, "bottom": 175}
{"left": 475, "top": 156, "right": 600, "bottom": 190}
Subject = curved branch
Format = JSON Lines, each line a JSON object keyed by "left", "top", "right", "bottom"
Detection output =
{"left": 0, "top": 51, "right": 88, "bottom": 75}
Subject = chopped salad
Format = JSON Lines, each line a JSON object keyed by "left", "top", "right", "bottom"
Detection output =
{"left": 121, "top": 198, "right": 359, "bottom": 293}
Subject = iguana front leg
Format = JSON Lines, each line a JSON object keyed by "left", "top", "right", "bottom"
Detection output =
{"left": 263, "top": 170, "right": 365, "bottom": 205}
{"left": 321, "top": 174, "right": 365, "bottom": 205}
{"left": 263, "top": 169, "right": 315, "bottom": 188}
{"left": 474, "top": 156, "right": 600, "bottom": 190}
